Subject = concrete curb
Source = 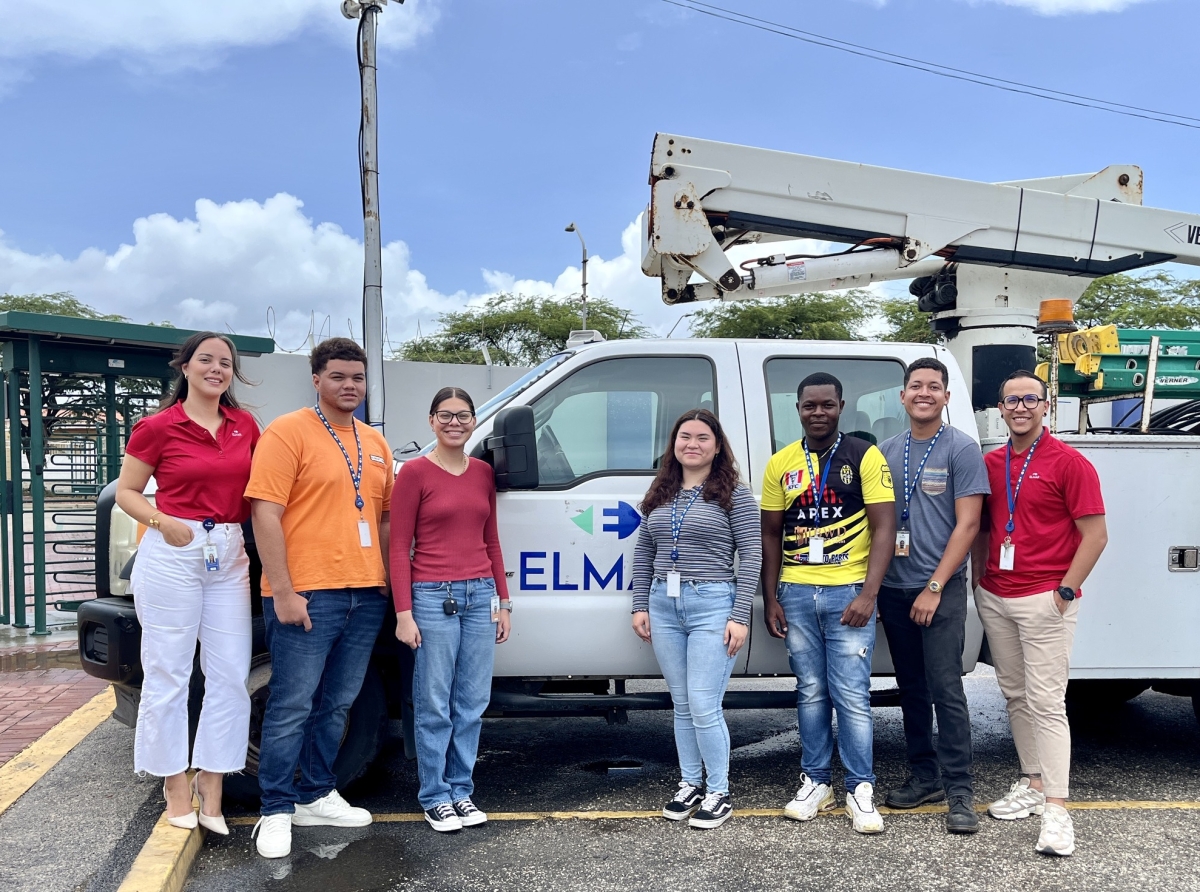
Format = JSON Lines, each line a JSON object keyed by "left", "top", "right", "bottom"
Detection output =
{"left": 117, "top": 813, "right": 206, "bottom": 892}
{"left": 0, "top": 687, "right": 114, "bottom": 816}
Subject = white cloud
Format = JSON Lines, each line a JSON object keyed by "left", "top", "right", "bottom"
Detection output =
{"left": 968, "top": 0, "right": 1155, "bottom": 13}
{"left": 0, "top": 0, "right": 438, "bottom": 68}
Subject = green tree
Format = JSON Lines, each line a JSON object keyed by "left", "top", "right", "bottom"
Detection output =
{"left": 398, "top": 293, "right": 647, "bottom": 366}
{"left": 879, "top": 297, "right": 943, "bottom": 345}
{"left": 689, "top": 290, "right": 877, "bottom": 340}
{"left": 1074, "top": 271, "right": 1200, "bottom": 329}
{"left": 0, "top": 291, "right": 128, "bottom": 321}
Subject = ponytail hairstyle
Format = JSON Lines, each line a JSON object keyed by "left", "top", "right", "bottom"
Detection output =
{"left": 159, "top": 331, "right": 250, "bottom": 412}
{"left": 639, "top": 408, "right": 742, "bottom": 514}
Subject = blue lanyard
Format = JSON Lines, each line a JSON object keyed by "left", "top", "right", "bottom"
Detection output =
{"left": 669, "top": 485, "right": 705, "bottom": 565}
{"left": 314, "top": 405, "right": 365, "bottom": 513}
{"left": 802, "top": 433, "right": 842, "bottom": 522}
{"left": 1004, "top": 431, "right": 1044, "bottom": 536}
{"left": 901, "top": 424, "right": 946, "bottom": 523}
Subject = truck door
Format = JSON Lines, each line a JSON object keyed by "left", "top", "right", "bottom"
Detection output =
{"left": 492, "top": 343, "right": 748, "bottom": 678}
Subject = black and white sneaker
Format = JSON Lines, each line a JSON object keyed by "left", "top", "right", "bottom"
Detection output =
{"left": 688, "top": 791, "right": 733, "bottom": 829}
{"left": 424, "top": 803, "right": 463, "bottom": 832}
{"left": 662, "top": 782, "right": 704, "bottom": 820}
{"left": 453, "top": 798, "right": 488, "bottom": 827}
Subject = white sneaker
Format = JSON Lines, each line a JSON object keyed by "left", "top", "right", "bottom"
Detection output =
{"left": 987, "top": 778, "right": 1046, "bottom": 820}
{"left": 292, "top": 790, "right": 373, "bottom": 828}
{"left": 252, "top": 813, "right": 292, "bottom": 859}
{"left": 783, "top": 774, "right": 837, "bottom": 822}
{"left": 846, "top": 782, "right": 884, "bottom": 834}
{"left": 1036, "top": 803, "right": 1076, "bottom": 856}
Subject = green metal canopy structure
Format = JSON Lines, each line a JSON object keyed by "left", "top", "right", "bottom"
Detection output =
{"left": 0, "top": 313, "right": 274, "bottom": 635}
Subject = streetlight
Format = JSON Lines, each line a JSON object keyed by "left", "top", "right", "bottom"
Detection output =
{"left": 565, "top": 222, "right": 588, "bottom": 330}
{"left": 666, "top": 313, "right": 694, "bottom": 338}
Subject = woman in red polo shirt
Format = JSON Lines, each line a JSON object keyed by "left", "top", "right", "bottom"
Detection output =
{"left": 116, "top": 331, "right": 260, "bottom": 834}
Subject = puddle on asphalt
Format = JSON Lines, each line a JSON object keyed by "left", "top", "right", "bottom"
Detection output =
{"left": 0, "top": 648, "right": 82, "bottom": 672}
{"left": 244, "top": 830, "right": 405, "bottom": 891}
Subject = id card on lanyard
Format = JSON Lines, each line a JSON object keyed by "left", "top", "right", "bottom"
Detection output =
{"left": 314, "top": 405, "right": 371, "bottom": 548}
{"left": 667, "top": 485, "right": 704, "bottom": 597}
{"left": 803, "top": 434, "right": 842, "bottom": 564}
{"left": 1001, "top": 432, "right": 1043, "bottom": 571}
{"left": 897, "top": 424, "right": 945, "bottom": 557}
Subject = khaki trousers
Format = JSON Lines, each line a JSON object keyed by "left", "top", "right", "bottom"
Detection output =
{"left": 975, "top": 586, "right": 1080, "bottom": 799}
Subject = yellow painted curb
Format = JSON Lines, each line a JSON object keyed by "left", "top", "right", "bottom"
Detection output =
{"left": 0, "top": 688, "right": 114, "bottom": 816}
{"left": 117, "top": 813, "right": 206, "bottom": 892}
{"left": 224, "top": 798, "right": 1200, "bottom": 827}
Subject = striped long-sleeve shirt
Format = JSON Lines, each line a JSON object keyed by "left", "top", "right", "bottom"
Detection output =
{"left": 631, "top": 482, "right": 763, "bottom": 625}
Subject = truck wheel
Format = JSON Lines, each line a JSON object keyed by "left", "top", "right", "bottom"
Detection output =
{"left": 1065, "top": 679, "right": 1150, "bottom": 712}
{"left": 213, "top": 655, "right": 390, "bottom": 804}
{"left": 1192, "top": 690, "right": 1200, "bottom": 727}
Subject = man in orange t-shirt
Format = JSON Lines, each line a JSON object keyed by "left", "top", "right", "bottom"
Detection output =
{"left": 245, "top": 338, "right": 394, "bottom": 859}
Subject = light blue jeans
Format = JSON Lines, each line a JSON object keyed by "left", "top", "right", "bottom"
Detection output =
{"left": 648, "top": 578, "right": 738, "bottom": 795}
{"left": 411, "top": 577, "right": 497, "bottom": 810}
{"left": 778, "top": 582, "right": 876, "bottom": 792}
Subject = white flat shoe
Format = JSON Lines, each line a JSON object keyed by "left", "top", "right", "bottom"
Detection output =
{"left": 164, "top": 782, "right": 198, "bottom": 830}
{"left": 192, "top": 773, "right": 229, "bottom": 835}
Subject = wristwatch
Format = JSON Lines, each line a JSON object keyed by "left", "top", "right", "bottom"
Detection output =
{"left": 1056, "top": 585, "right": 1076, "bottom": 601}
{"left": 927, "top": 579, "right": 943, "bottom": 594}
{"left": 499, "top": 599, "right": 513, "bottom": 612}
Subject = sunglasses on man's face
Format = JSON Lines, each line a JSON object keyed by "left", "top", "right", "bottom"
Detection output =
{"left": 434, "top": 410, "right": 475, "bottom": 424}
{"left": 1001, "top": 394, "right": 1045, "bottom": 410}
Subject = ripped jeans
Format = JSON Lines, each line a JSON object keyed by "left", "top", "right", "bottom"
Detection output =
{"left": 777, "top": 582, "right": 876, "bottom": 792}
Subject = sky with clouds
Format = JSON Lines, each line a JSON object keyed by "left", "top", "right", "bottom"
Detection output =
{"left": 0, "top": 0, "right": 1194, "bottom": 348}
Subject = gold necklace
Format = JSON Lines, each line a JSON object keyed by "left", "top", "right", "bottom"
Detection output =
{"left": 431, "top": 449, "right": 468, "bottom": 474}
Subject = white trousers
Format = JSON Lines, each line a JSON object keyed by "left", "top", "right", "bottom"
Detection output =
{"left": 131, "top": 520, "right": 252, "bottom": 777}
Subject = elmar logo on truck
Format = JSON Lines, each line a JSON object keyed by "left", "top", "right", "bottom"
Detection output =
{"left": 518, "top": 502, "right": 641, "bottom": 593}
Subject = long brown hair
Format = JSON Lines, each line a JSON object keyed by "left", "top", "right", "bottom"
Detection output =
{"left": 640, "top": 409, "right": 742, "bottom": 514}
{"left": 159, "top": 331, "right": 250, "bottom": 412}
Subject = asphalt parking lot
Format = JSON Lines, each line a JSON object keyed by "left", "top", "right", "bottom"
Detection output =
{"left": 2, "top": 671, "right": 1198, "bottom": 892}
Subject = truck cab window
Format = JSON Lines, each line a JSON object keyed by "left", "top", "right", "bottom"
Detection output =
{"left": 765, "top": 357, "right": 907, "bottom": 453}
{"left": 530, "top": 356, "right": 716, "bottom": 487}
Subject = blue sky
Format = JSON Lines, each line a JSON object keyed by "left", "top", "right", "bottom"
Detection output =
{"left": 0, "top": 0, "right": 1195, "bottom": 345}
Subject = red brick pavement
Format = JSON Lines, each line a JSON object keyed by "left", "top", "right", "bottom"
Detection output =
{"left": 0, "top": 665, "right": 108, "bottom": 768}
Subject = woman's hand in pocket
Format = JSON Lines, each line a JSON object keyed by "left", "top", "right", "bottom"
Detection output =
{"left": 632, "top": 611, "right": 652, "bottom": 644}
{"left": 160, "top": 517, "right": 194, "bottom": 548}
{"left": 395, "top": 610, "right": 422, "bottom": 649}
{"left": 724, "top": 620, "right": 748, "bottom": 657}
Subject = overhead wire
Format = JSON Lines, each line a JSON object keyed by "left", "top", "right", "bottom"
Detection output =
{"left": 662, "top": 0, "right": 1200, "bottom": 131}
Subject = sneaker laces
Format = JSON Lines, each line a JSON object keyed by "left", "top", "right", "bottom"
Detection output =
{"left": 1001, "top": 779, "right": 1032, "bottom": 803}
{"left": 431, "top": 803, "right": 457, "bottom": 821}
{"left": 792, "top": 774, "right": 816, "bottom": 800}
{"left": 852, "top": 784, "right": 877, "bottom": 812}
{"left": 251, "top": 814, "right": 288, "bottom": 839}
{"left": 455, "top": 799, "right": 481, "bottom": 816}
{"left": 1042, "top": 805, "right": 1071, "bottom": 833}
{"left": 698, "top": 791, "right": 724, "bottom": 813}
{"left": 672, "top": 783, "right": 701, "bottom": 803}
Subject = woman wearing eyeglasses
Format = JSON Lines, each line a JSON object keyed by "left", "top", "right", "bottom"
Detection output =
{"left": 391, "top": 387, "right": 511, "bottom": 833}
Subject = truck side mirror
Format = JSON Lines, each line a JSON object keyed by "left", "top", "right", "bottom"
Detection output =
{"left": 483, "top": 406, "right": 539, "bottom": 491}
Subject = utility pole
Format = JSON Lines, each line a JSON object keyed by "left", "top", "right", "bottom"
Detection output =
{"left": 565, "top": 222, "right": 589, "bottom": 330}
{"left": 342, "top": 0, "right": 396, "bottom": 431}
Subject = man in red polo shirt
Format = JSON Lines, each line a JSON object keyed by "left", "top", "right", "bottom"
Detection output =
{"left": 974, "top": 369, "right": 1107, "bottom": 858}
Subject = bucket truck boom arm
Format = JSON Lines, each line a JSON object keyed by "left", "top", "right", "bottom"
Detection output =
{"left": 641, "top": 133, "right": 1200, "bottom": 306}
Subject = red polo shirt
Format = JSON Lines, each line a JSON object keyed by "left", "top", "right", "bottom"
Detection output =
{"left": 125, "top": 402, "right": 261, "bottom": 523}
{"left": 980, "top": 432, "right": 1105, "bottom": 598}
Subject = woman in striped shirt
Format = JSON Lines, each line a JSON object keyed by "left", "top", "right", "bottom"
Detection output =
{"left": 631, "top": 408, "right": 762, "bottom": 830}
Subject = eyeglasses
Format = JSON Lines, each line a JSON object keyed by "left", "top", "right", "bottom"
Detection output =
{"left": 1001, "top": 394, "right": 1046, "bottom": 410}
{"left": 434, "top": 410, "right": 475, "bottom": 424}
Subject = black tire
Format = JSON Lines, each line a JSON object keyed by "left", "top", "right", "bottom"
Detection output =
{"left": 1065, "top": 679, "right": 1150, "bottom": 712}
{"left": 190, "top": 649, "right": 390, "bottom": 804}
{"left": 1192, "top": 691, "right": 1200, "bottom": 727}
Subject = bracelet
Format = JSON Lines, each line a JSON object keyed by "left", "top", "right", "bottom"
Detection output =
{"left": 148, "top": 512, "right": 163, "bottom": 529}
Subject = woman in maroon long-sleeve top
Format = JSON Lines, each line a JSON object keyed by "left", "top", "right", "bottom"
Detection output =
{"left": 390, "top": 387, "right": 511, "bottom": 833}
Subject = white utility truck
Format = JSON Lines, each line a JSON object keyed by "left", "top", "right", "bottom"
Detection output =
{"left": 79, "top": 134, "right": 1200, "bottom": 797}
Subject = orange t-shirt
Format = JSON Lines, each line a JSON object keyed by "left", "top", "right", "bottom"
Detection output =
{"left": 245, "top": 407, "right": 394, "bottom": 596}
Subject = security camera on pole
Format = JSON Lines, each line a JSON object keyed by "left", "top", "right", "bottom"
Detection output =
{"left": 342, "top": 0, "right": 398, "bottom": 432}
{"left": 565, "top": 222, "right": 589, "bottom": 331}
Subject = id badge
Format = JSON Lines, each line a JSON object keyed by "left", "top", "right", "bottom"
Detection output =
{"left": 203, "top": 544, "right": 220, "bottom": 572}
{"left": 358, "top": 520, "right": 372, "bottom": 548}
{"left": 808, "top": 536, "right": 825, "bottom": 564}
{"left": 999, "top": 541, "right": 1016, "bottom": 571}
{"left": 490, "top": 594, "right": 501, "bottom": 623}
{"left": 895, "top": 530, "right": 911, "bottom": 558}
{"left": 666, "top": 571, "right": 681, "bottom": 598}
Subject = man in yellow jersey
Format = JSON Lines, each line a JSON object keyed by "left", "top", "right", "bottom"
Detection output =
{"left": 761, "top": 372, "right": 895, "bottom": 834}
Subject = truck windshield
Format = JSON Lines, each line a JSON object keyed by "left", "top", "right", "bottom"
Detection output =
{"left": 403, "top": 352, "right": 573, "bottom": 458}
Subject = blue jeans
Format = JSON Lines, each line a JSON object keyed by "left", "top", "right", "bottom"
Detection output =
{"left": 258, "top": 588, "right": 388, "bottom": 816}
{"left": 412, "top": 578, "right": 497, "bottom": 809}
{"left": 778, "top": 582, "right": 876, "bottom": 792}
{"left": 649, "top": 579, "right": 738, "bottom": 795}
